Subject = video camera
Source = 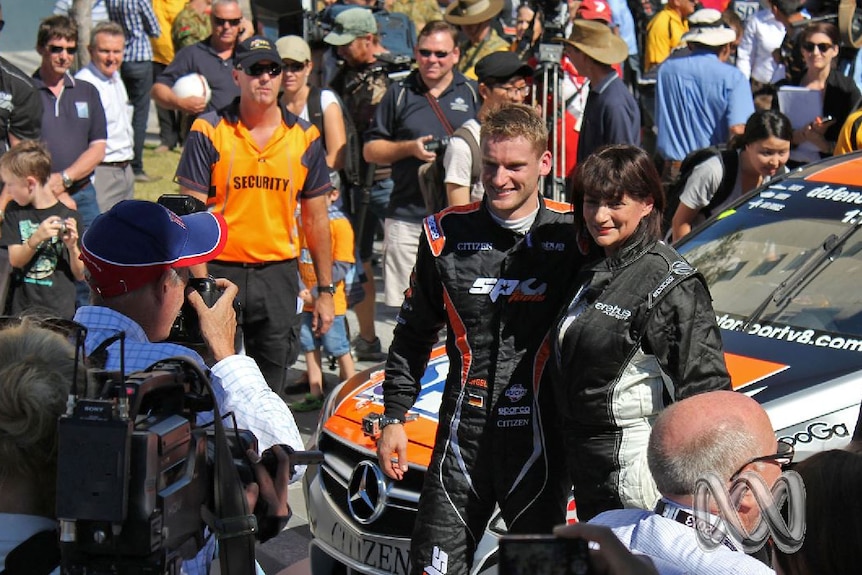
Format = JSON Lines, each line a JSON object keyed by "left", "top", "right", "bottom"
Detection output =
{"left": 55, "top": 356, "right": 322, "bottom": 574}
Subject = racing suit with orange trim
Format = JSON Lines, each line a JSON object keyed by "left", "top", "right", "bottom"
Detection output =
{"left": 383, "top": 197, "right": 593, "bottom": 575}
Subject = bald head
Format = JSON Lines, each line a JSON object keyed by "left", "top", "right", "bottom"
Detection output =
{"left": 648, "top": 391, "right": 775, "bottom": 497}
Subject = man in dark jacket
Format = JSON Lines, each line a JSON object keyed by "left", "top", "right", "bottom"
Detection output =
{"left": 376, "top": 104, "right": 593, "bottom": 575}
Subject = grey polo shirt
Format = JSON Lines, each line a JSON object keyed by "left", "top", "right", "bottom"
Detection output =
{"left": 32, "top": 71, "right": 107, "bottom": 178}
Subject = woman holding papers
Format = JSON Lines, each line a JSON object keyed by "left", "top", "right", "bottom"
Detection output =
{"left": 779, "top": 22, "right": 861, "bottom": 165}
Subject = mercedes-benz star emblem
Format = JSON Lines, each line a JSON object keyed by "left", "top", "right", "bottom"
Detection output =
{"left": 347, "top": 460, "right": 387, "bottom": 524}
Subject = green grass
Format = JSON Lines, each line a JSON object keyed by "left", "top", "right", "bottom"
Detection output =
{"left": 134, "top": 144, "right": 185, "bottom": 202}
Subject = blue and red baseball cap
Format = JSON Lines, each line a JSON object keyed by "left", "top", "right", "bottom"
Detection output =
{"left": 81, "top": 200, "right": 228, "bottom": 298}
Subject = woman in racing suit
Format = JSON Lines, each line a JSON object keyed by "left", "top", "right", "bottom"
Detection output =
{"left": 552, "top": 145, "right": 731, "bottom": 520}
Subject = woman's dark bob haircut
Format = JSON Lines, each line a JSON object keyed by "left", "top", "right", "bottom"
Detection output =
{"left": 571, "top": 145, "right": 665, "bottom": 240}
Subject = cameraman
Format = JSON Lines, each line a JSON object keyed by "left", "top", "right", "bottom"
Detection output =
{"left": 325, "top": 7, "right": 395, "bottom": 361}
{"left": 73, "top": 200, "right": 304, "bottom": 455}
{"left": 0, "top": 320, "right": 292, "bottom": 575}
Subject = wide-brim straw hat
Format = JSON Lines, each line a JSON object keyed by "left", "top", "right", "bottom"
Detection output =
{"left": 445, "top": 0, "right": 504, "bottom": 25}
{"left": 555, "top": 20, "right": 629, "bottom": 66}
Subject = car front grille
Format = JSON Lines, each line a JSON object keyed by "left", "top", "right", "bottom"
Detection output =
{"left": 318, "top": 430, "right": 425, "bottom": 538}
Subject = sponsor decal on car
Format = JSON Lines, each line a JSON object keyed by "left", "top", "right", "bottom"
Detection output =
{"left": 717, "top": 314, "right": 862, "bottom": 353}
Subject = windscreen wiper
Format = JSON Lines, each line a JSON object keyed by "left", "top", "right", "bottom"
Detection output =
{"left": 741, "top": 222, "right": 862, "bottom": 332}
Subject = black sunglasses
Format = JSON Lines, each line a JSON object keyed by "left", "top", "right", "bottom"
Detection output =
{"left": 48, "top": 44, "right": 77, "bottom": 55}
{"left": 282, "top": 61, "right": 307, "bottom": 73}
{"left": 802, "top": 41, "right": 833, "bottom": 53}
{"left": 245, "top": 62, "right": 283, "bottom": 77}
{"left": 731, "top": 439, "right": 795, "bottom": 480}
{"left": 418, "top": 49, "right": 451, "bottom": 59}
{"left": 214, "top": 16, "right": 242, "bottom": 27}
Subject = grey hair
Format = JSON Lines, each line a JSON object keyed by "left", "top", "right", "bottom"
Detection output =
{"left": 212, "top": 0, "right": 242, "bottom": 11}
{"left": 89, "top": 21, "right": 125, "bottom": 47}
{"left": 0, "top": 324, "right": 80, "bottom": 514}
{"left": 648, "top": 418, "right": 761, "bottom": 495}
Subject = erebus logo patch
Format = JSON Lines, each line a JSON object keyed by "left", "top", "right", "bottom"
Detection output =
{"left": 594, "top": 301, "right": 631, "bottom": 320}
{"left": 469, "top": 277, "right": 547, "bottom": 302}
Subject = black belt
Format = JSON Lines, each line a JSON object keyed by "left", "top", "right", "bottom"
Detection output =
{"left": 100, "top": 160, "right": 131, "bottom": 168}
{"left": 213, "top": 259, "right": 293, "bottom": 269}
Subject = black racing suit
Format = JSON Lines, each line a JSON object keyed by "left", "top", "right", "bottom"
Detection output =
{"left": 383, "top": 198, "right": 593, "bottom": 575}
{"left": 552, "top": 225, "right": 730, "bottom": 520}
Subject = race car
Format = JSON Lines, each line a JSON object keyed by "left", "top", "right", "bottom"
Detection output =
{"left": 302, "top": 152, "right": 862, "bottom": 575}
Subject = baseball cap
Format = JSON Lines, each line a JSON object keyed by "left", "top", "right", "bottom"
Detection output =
{"left": 81, "top": 200, "right": 228, "bottom": 298}
{"left": 324, "top": 8, "right": 378, "bottom": 46}
{"left": 276, "top": 35, "right": 311, "bottom": 63}
{"left": 576, "top": 0, "right": 612, "bottom": 24}
{"left": 474, "top": 52, "right": 533, "bottom": 84}
{"left": 234, "top": 36, "right": 282, "bottom": 71}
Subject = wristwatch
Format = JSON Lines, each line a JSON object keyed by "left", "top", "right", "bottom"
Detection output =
{"left": 61, "top": 171, "right": 74, "bottom": 189}
{"left": 317, "top": 283, "right": 336, "bottom": 295}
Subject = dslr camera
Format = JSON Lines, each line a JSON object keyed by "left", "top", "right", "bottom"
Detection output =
{"left": 424, "top": 137, "right": 451, "bottom": 153}
{"left": 155, "top": 194, "right": 239, "bottom": 344}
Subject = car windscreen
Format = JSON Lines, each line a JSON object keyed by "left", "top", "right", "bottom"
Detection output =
{"left": 677, "top": 180, "right": 862, "bottom": 347}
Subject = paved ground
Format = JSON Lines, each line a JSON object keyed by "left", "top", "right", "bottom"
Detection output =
{"left": 256, "top": 255, "right": 401, "bottom": 574}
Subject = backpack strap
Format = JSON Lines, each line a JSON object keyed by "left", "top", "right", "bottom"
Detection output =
{"left": 0, "top": 529, "right": 61, "bottom": 575}
{"left": 453, "top": 125, "right": 481, "bottom": 185}
{"left": 307, "top": 85, "right": 325, "bottom": 151}
{"left": 703, "top": 149, "right": 739, "bottom": 218}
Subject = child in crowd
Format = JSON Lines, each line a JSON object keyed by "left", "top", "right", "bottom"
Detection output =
{"left": 292, "top": 187, "right": 356, "bottom": 412}
{"left": 0, "top": 141, "right": 84, "bottom": 319}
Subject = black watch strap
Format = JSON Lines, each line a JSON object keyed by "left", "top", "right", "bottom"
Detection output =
{"left": 317, "top": 283, "right": 336, "bottom": 295}
{"left": 378, "top": 416, "right": 403, "bottom": 429}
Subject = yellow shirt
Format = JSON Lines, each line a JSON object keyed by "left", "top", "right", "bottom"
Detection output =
{"left": 152, "top": 0, "right": 188, "bottom": 65}
{"left": 644, "top": 7, "right": 688, "bottom": 72}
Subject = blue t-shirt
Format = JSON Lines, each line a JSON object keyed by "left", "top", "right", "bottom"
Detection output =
{"left": 656, "top": 50, "right": 754, "bottom": 161}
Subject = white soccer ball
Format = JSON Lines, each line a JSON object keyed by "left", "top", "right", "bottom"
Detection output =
{"left": 172, "top": 73, "right": 212, "bottom": 104}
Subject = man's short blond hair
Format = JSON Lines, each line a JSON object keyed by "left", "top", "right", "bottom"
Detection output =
{"left": 480, "top": 103, "right": 548, "bottom": 157}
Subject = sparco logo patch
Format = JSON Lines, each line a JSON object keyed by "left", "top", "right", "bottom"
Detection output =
{"left": 505, "top": 383, "right": 527, "bottom": 402}
{"left": 651, "top": 261, "right": 692, "bottom": 300}
{"left": 469, "top": 278, "right": 547, "bottom": 302}
{"left": 498, "top": 406, "right": 531, "bottom": 416}
{"left": 594, "top": 301, "right": 631, "bottom": 320}
{"left": 671, "top": 261, "right": 693, "bottom": 275}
